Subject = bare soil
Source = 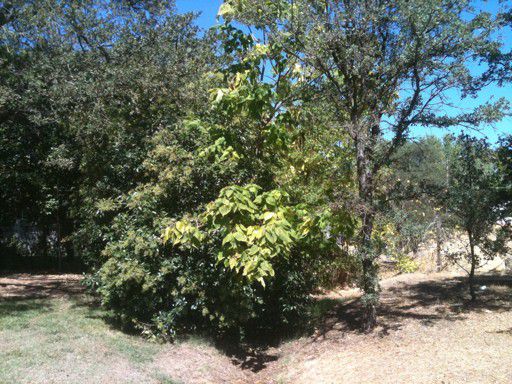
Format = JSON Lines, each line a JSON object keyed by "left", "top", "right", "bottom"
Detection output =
{"left": 0, "top": 273, "right": 84, "bottom": 299}
{"left": 273, "top": 272, "right": 512, "bottom": 384}
{"left": 1, "top": 272, "right": 511, "bottom": 384}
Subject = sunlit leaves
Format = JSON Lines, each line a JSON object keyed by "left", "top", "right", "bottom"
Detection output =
{"left": 218, "top": 0, "right": 292, "bottom": 23}
{"left": 198, "top": 137, "right": 241, "bottom": 164}
{"left": 218, "top": 2, "right": 236, "bottom": 19}
{"left": 163, "top": 184, "right": 318, "bottom": 285}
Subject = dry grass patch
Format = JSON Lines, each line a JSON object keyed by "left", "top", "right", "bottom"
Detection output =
{"left": 1, "top": 272, "right": 511, "bottom": 384}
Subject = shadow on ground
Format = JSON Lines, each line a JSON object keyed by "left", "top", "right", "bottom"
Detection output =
{"left": 209, "top": 274, "right": 512, "bottom": 373}
{"left": 0, "top": 299, "right": 55, "bottom": 317}
{"left": 0, "top": 274, "right": 85, "bottom": 301}
{"left": 1, "top": 272, "right": 511, "bottom": 375}
{"left": 213, "top": 337, "right": 281, "bottom": 373}
{"left": 312, "top": 274, "right": 512, "bottom": 342}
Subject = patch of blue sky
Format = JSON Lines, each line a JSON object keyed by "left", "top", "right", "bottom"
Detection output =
{"left": 176, "top": 0, "right": 511, "bottom": 143}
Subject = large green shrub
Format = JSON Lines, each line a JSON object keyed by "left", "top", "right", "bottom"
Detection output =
{"left": 92, "top": 26, "right": 353, "bottom": 340}
{"left": 93, "top": 170, "right": 342, "bottom": 340}
{"left": 95, "top": 206, "right": 332, "bottom": 339}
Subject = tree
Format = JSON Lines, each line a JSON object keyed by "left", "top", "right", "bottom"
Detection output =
{"left": 479, "top": 7, "right": 512, "bottom": 87}
{"left": 380, "top": 137, "right": 450, "bottom": 272}
{"left": 0, "top": 0, "right": 211, "bottom": 267}
{"left": 220, "top": 0, "right": 507, "bottom": 329}
{"left": 497, "top": 135, "right": 512, "bottom": 216}
{"left": 444, "top": 134, "right": 510, "bottom": 301}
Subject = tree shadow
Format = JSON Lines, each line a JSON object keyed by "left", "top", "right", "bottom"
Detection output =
{"left": 182, "top": 273, "right": 512, "bottom": 373}
{"left": 494, "top": 327, "right": 512, "bottom": 336}
{"left": 311, "top": 274, "right": 512, "bottom": 342}
{"left": 0, "top": 274, "right": 84, "bottom": 301}
{"left": 3, "top": 272, "right": 510, "bottom": 375}
{"left": 0, "top": 273, "right": 84, "bottom": 320}
{"left": 224, "top": 345, "right": 279, "bottom": 373}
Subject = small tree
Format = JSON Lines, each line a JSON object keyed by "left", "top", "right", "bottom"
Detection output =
{"left": 445, "top": 135, "right": 510, "bottom": 301}
{"left": 384, "top": 137, "right": 451, "bottom": 271}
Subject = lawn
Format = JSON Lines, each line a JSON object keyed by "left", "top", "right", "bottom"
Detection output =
{"left": 0, "top": 275, "right": 251, "bottom": 384}
{"left": 0, "top": 295, "right": 179, "bottom": 384}
{"left": 1, "top": 273, "right": 511, "bottom": 384}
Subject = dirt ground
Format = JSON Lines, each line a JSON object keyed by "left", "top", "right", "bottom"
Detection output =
{"left": 1, "top": 272, "right": 511, "bottom": 384}
{"left": 274, "top": 272, "right": 512, "bottom": 384}
{"left": 0, "top": 273, "right": 85, "bottom": 299}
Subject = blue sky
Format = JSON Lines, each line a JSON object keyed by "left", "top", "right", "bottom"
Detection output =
{"left": 176, "top": 0, "right": 511, "bottom": 143}
{"left": 176, "top": 0, "right": 223, "bottom": 27}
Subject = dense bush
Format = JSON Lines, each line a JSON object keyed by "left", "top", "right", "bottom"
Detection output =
{"left": 91, "top": 142, "right": 345, "bottom": 339}
{"left": 95, "top": 209, "right": 332, "bottom": 339}
{"left": 88, "top": 26, "right": 353, "bottom": 339}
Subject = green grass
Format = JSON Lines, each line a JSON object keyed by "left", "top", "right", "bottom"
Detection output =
{"left": 0, "top": 296, "right": 179, "bottom": 384}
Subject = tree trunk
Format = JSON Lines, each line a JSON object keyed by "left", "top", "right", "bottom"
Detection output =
{"left": 468, "top": 232, "right": 476, "bottom": 302}
{"left": 56, "top": 210, "right": 63, "bottom": 272}
{"left": 435, "top": 212, "right": 442, "bottom": 272}
{"left": 361, "top": 237, "right": 378, "bottom": 331}
{"left": 355, "top": 136, "right": 379, "bottom": 331}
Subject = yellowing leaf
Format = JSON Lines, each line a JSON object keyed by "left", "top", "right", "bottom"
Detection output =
{"left": 222, "top": 233, "right": 234, "bottom": 246}
{"left": 229, "top": 257, "right": 238, "bottom": 269}
{"left": 175, "top": 221, "right": 186, "bottom": 234}
{"left": 214, "top": 88, "right": 224, "bottom": 103}
{"left": 162, "top": 227, "right": 171, "bottom": 243}
{"left": 265, "top": 230, "right": 277, "bottom": 244}
{"left": 218, "top": 3, "right": 234, "bottom": 18}
{"left": 219, "top": 205, "right": 231, "bottom": 216}
{"left": 253, "top": 227, "right": 265, "bottom": 240}
{"left": 233, "top": 231, "right": 247, "bottom": 242}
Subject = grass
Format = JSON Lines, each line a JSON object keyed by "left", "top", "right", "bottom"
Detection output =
{"left": 1, "top": 272, "right": 511, "bottom": 383}
{"left": 0, "top": 296, "right": 180, "bottom": 384}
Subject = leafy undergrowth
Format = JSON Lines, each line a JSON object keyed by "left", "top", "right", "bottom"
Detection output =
{"left": 1, "top": 273, "right": 511, "bottom": 384}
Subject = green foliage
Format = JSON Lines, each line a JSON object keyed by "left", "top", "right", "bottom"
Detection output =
{"left": 89, "top": 24, "right": 352, "bottom": 339}
{"left": 373, "top": 137, "right": 450, "bottom": 268}
{"left": 446, "top": 136, "right": 499, "bottom": 229}
{"left": 2, "top": 0, "right": 511, "bottom": 338}
{"left": 372, "top": 221, "right": 419, "bottom": 274}
{"left": 0, "top": 0, "right": 212, "bottom": 266}
{"left": 95, "top": 200, "right": 335, "bottom": 339}
{"left": 393, "top": 254, "right": 420, "bottom": 274}
{"left": 163, "top": 184, "right": 331, "bottom": 285}
{"left": 222, "top": 0, "right": 509, "bottom": 328}
{"left": 440, "top": 134, "right": 510, "bottom": 299}
{"left": 497, "top": 135, "right": 512, "bottom": 215}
